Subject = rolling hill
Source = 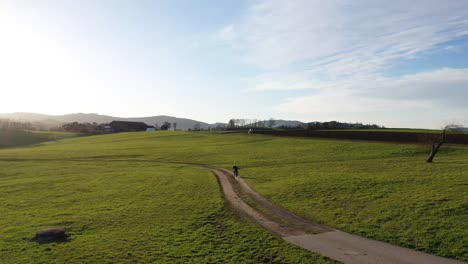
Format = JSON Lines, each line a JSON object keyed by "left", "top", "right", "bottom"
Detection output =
{"left": 0, "top": 112, "right": 307, "bottom": 130}
{"left": 0, "top": 112, "right": 214, "bottom": 130}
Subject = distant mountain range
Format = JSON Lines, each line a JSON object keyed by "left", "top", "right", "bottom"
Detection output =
{"left": 0, "top": 112, "right": 305, "bottom": 130}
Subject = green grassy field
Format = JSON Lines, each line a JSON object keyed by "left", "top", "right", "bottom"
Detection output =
{"left": 0, "top": 132, "right": 332, "bottom": 263}
{"left": 0, "top": 131, "right": 466, "bottom": 262}
{"left": 0, "top": 130, "right": 78, "bottom": 149}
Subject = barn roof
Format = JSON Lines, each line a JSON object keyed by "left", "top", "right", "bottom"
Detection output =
{"left": 109, "top": 121, "right": 148, "bottom": 126}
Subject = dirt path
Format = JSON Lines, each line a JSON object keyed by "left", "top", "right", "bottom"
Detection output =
{"left": 210, "top": 168, "right": 465, "bottom": 264}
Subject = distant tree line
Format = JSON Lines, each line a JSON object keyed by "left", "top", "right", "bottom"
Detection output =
{"left": 227, "top": 118, "right": 276, "bottom": 129}
{"left": 1, "top": 118, "right": 384, "bottom": 133}
{"left": 226, "top": 118, "right": 383, "bottom": 130}
{"left": 61, "top": 120, "right": 180, "bottom": 133}
{"left": 0, "top": 119, "right": 34, "bottom": 131}
{"left": 0, "top": 119, "right": 71, "bottom": 132}
{"left": 62, "top": 122, "right": 106, "bottom": 134}
{"left": 305, "top": 121, "right": 384, "bottom": 130}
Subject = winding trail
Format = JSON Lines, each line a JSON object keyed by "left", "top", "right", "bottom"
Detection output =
{"left": 208, "top": 167, "right": 465, "bottom": 264}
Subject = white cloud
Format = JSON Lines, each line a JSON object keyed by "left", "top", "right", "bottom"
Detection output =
{"left": 222, "top": 1, "right": 468, "bottom": 127}
{"left": 231, "top": 0, "right": 468, "bottom": 72}
{"left": 275, "top": 68, "right": 468, "bottom": 128}
{"left": 225, "top": 0, "right": 468, "bottom": 83}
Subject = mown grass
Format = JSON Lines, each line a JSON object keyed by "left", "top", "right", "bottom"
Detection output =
{"left": 0, "top": 135, "right": 332, "bottom": 263}
{"left": 0, "top": 131, "right": 466, "bottom": 261}
{"left": 0, "top": 130, "right": 78, "bottom": 148}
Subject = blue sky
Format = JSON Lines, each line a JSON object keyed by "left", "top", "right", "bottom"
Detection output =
{"left": 1, "top": 0, "right": 468, "bottom": 128}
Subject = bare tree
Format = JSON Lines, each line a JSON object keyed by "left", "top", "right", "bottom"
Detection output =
{"left": 425, "top": 125, "right": 461, "bottom": 163}
{"left": 228, "top": 119, "right": 235, "bottom": 129}
{"left": 252, "top": 119, "right": 258, "bottom": 127}
{"left": 267, "top": 118, "right": 276, "bottom": 128}
{"left": 172, "top": 122, "right": 177, "bottom": 131}
{"left": 239, "top": 119, "right": 246, "bottom": 127}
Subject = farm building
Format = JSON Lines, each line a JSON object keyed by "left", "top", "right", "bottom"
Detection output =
{"left": 146, "top": 126, "right": 156, "bottom": 132}
{"left": 103, "top": 125, "right": 113, "bottom": 133}
{"left": 108, "top": 121, "right": 150, "bottom": 132}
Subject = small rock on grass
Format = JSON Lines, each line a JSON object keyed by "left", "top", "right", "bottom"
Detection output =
{"left": 30, "top": 228, "right": 69, "bottom": 243}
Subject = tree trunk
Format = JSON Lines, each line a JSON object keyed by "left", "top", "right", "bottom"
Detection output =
{"left": 425, "top": 129, "right": 447, "bottom": 163}
{"left": 426, "top": 142, "right": 443, "bottom": 163}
